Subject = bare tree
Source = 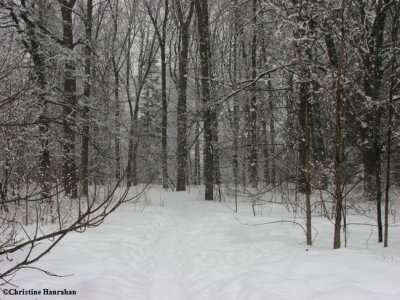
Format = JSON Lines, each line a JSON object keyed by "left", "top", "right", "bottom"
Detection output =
{"left": 194, "top": 0, "right": 214, "bottom": 200}
{"left": 2, "top": 1, "right": 52, "bottom": 202}
{"left": 145, "top": 0, "right": 170, "bottom": 190}
{"left": 248, "top": 0, "right": 258, "bottom": 189}
{"left": 292, "top": 0, "right": 313, "bottom": 246}
{"left": 357, "top": 0, "right": 393, "bottom": 242}
{"left": 126, "top": 16, "right": 158, "bottom": 187}
{"left": 0, "top": 180, "right": 147, "bottom": 284}
{"left": 59, "top": 0, "right": 78, "bottom": 198}
{"left": 80, "top": 0, "right": 93, "bottom": 197}
{"left": 175, "top": 0, "right": 194, "bottom": 192}
{"left": 384, "top": 1, "right": 400, "bottom": 247}
{"left": 332, "top": 0, "right": 348, "bottom": 250}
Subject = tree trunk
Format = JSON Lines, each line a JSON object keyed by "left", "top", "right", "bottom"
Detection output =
{"left": 325, "top": 18, "right": 341, "bottom": 238}
{"left": 127, "top": 27, "right": 156, "bottom": 187}
{"left": 262, "top": 119, "right": 269, "bottom": 185}
{"left": 147, "top": 0, "right": 169, "bottom": 189}
{"left": 297, "top": 72, "right": 312, "bottom": 246}
{"left": 10, "top": 2, "right": 52, "bottom": 201}
{"left": 293, "top": 5, "right": 312, "bottom": 246}
{"left": 213, "top": 113, "right": 221, "bottom": 188}
{"left": 161, "top": 5, "right": 169, "bottom": 189}
{"left": 128, "top": 78, "right": 144, "bottom": 188}
{"left": 304, "top": 97, "right": 312, "bottom": 247}
{"left": 125, "top": 35, "right": 136, "bottom": 188}
{"left": 194, "top": 0, "right": 214, "bottom": 200}
{"left": 358, "top": 0, "right": 391, "bottom": 243}
{"left": 110, "top": 1, "right": 121, "bottom": 185}
{"left": 60, "top": 0, "right": 78, "bottom": 198}
{"left": 333, "top": 76, "right": 344, "bottom": 249}
{"left": 333, "top": 1, "right": 347, "bottom": 249}
{"left": 232, "top": 0, "right": 240, "bottom": 211}
{"left": 249, "top": 0, "right": 258, "bottom": 189}
{"left": 384, "top": 2, "right": 399, "bottom": 247}
{"left": 268, "top": 78, "right": 276, "bottom": 186}
{"left": 114, "top": 68, "right": 121, "bottom": 183}
{"left": 80, "top": 0, "right": 93, "bottom": 197}
{"left": 194, "top": 74, "right": 201, "bottom": 186}
{"left": 194, "top": 119, "right": 201, "bottom": 185}
{"left": 33, "top": 43, "right": 51, "bottom": 202}
{"left": 176, "top": 0, "right": 194, "bottom": 191}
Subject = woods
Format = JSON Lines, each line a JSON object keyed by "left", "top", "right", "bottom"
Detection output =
{"left": 0, "top": 0, "right": 400, "bottom": 283}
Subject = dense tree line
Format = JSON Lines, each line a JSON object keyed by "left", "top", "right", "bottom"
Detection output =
{"left": 0, "top": 0, "right": 399, "bottom": 279}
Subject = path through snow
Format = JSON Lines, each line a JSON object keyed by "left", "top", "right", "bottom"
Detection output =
{"left": 8, "top": 187, "right": 400, "bottom": 300}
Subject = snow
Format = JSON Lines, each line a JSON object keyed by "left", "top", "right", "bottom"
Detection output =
{"left": 6, "top": 187, "right": 400, "bottom": 300}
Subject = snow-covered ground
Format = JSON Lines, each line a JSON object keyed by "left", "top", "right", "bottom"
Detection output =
{"left": 6, "top": 186, "right": 400, "bottom": 300}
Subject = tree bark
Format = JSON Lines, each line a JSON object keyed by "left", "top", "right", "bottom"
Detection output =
{"left": 249, "top": 0, "right": 258, "bottom": 189}
{"left": 175, "top": 0, "right": 194, "bottom": 191}
{"left": 161, "top": 1, "right": 169, "bottom": 189}
{"left": 293, "top": 2, "right": 312, "bottom": 246}
{"left": 333, "top": 0, "right": 347, "bottom": 249}
{"left": 194, "top": 74, "right": 201, "bottom": 186}
{"left": 268, "top": 78, "right": 276, "bottom": 186}
{"left": 146, "top": 0, "right": 169, "bottom": 189}
{"left": 384, "top": 2, "right": 399, "bottom": 247}
{"left": 110, "top": 1, "right": 122, "bottom": 185}
{"left": 262, "top": 119, "right": 269, "bottom": 185}
{"left": 80, "top": 0, "right": 93, "bottom": 197}
{"left": 358, "top": 0, "right": 391, "bottom": 242}
{"left": 125, "top": 32, "right": 133, "bottom": 187}
{"left": 194, "top": 0, "right": 214, "bottom": 200}
{"left": 114, "top": 67, "right": 121, "bottom": 183}
{"left": 232, "top": 0, "right": 240, "bottom": 211}
{"left": 32, "top": 34, "right": 51, "bottom": 202}
{"left": 60, "top": 0, "right": 78, "bottom": 198}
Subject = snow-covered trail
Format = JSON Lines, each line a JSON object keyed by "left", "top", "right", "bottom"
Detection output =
{"left": 146, "top": 195, "right": 254, "bottom": 299}
{"left": 146, "top": 202, "right": 206, "bottom": 299}
{"left": 9, "top": 187, "right": 400, "bottom": 300}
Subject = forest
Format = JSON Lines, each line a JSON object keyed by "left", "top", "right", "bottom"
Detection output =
{"left": 0, "top": 0, "right": 400, "bottom": 290}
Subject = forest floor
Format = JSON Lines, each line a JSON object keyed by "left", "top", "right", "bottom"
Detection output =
{"left": 8, "top": 186, "right": 400, "bottom": 300}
